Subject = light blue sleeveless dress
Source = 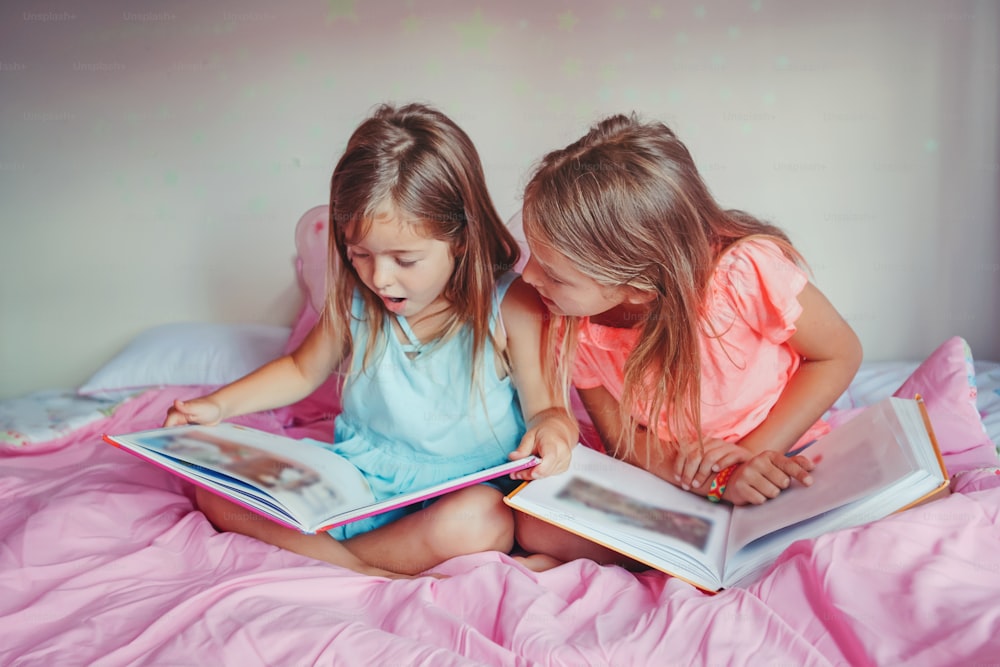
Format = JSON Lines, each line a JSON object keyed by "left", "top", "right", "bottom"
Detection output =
{"left": 324, "top": 272, "right": 526, "bottom": 540}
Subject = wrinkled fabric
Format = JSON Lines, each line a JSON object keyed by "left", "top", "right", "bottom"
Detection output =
{"left": 1, "top": 386, "right": 998, "bottom": 666}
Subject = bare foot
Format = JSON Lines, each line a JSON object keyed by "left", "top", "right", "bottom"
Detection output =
{"left": 514, "top": 553, "right": 563, "bottom": 572}
{"left": 356, "top": 561, "right": 454, "bottom": 580}
{"left": 360, "top": 565, "right": 412, "bottom": 580}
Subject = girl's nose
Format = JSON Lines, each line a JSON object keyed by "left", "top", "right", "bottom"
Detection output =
{"left": 372, "top": 258, "right": 394, "bottom": 290}
{"left": 521, "top": 256, "right": 542, "bottom": 287}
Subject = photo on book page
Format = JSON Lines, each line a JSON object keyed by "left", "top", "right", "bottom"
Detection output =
{"left": 133, "top": 430, "right": 342, "bottom": 509}
{"left": 556, "top": 476, "right": 713, "bottom": 551}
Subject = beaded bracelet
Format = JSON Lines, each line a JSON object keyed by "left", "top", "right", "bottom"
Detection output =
{"left": 706, "top": 465, "right": 737, "bottom": 503}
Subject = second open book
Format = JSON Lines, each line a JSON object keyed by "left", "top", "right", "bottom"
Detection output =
{"left": 505, "top": 396, "right": 949, "bottom": 592}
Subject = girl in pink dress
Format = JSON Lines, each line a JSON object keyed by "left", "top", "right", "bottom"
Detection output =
{"left": 515, "top": 113, "right": 862, "bottom": 568}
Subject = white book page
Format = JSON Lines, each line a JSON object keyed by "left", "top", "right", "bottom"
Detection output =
{"left": 318, "top": 456, "right": 541, "bottom": 531}
{"left": 728, "top": 399, "right": 932, "bottom": 558}
{"left": 509, "top": 445, "right": 732, "bottom": 581}
{"left": 723, "top": 468, "right": 942, "bottom": 588}
{"left": 118, "top": 424, "right": 374, "bottom": 526}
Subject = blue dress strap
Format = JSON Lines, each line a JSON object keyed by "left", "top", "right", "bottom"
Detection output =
{"left": 393, "top": 313, "right": 423, "bottom": 354}
{"left": 392, "top": 272, "right": 520, "bottom": 353}
{"left": 492, "top": 271, "right": 519, "bottom": 339}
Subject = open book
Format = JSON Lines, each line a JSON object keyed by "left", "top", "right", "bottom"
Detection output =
{"left": 505, "top": 396, "right": 948, "bottom": 592}
{"left": 105, "top": 423, "right": 539, "bottom": 534}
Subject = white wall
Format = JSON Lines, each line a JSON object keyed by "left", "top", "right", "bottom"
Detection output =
{"left": 1, "top": 0, "right": 997, "bottom": 399}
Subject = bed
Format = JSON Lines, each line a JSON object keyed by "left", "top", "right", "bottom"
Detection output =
{"left": 3, "top": 207, "right": 999, "bottom": 666}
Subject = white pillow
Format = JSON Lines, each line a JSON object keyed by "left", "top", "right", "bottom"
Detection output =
{"left": 78, "top": 322, "right": 291, "bottom": 401}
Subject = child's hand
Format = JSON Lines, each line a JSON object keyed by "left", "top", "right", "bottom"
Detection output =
{"left": 722, "top": 451, "right": 815, "bottom": 506}
{"left": 163, "top": 398, "right": 223, "bottom": 428}
{"left": 509, "top": 409, "right": 576, "bottom": 480}
{"left": 674, "top": 438, "right": 751, "bottom": 491}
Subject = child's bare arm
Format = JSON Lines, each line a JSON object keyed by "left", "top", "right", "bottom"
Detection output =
{"left": 577, "top": 384, "right": 697, "bottom": 489}
{"left": 500, "top": 278, "right": 577, "bottom": 479}
{"left": 736, "top": 282, "right": 862, "bottom": 457}
{"left": 670, "top": 283, "right": 859, "bottom": 491}
{"left": 164, "top": 317, "right": 345, "bottom": 427}
{"left": 578, "top": 385, "right": 813, "bottom": 501}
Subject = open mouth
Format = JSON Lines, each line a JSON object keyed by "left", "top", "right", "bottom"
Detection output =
{"left": 381, "top": 295, "right": 407, "bottom": 311}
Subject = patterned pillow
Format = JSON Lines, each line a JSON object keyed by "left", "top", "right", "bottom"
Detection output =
{"left": 0, "top": 390, "right": 120, "bottom": 449}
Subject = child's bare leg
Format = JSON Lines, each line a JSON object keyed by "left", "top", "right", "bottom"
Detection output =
{"left": 342, "top": 484, "right": 514, "bottom": 575}
{"left": 515, "top": 553, "right": 565, "bottom": 572}
{"left": 194, "top": 487, "right": 407, "bottom": 579}
{"left": 514, "top": 513, "right": 644, "bottom": 571}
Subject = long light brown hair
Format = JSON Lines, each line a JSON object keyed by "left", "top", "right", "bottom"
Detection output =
{"left": 325, "top": 103, "right": 520, "bottom": 383}
{"left": 523, "top": 113, "right": 802, "bottom": 461}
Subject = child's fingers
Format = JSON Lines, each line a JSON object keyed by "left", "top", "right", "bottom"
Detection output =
{"left": 734, "top": 488, "right": 768, "bottom": 506}
{"left": 743, "top": 469, "right": 785, "bottom": 500}
{"left": 727, "top": 454, "right": 788, "bottom": 502}
{"left": 538, "top": 436, "right": 571, "bottom": 476}
{"left": 683, "top": 456, "right": 709, "bottom": 490}
{"left": 509, "top": 420, "right": 573, "bottom": 479}
{"left": 749, "top": 454, "right": 813, "bottom": 495}
{"left": 165, "top": 398, "right": 222, "bottom": 427}
{"left": 688, "top": 442, "right": 740, "bottom": 488}
{"left": 163, "top": 411, "right": 186, "bottom": 427}
{"left": 724, "top": 477, "right": 767, "bottom": 506}
{"left": 177, "top": 399, "right": 204, "bottom": 419}
{"left": 781, "top": 454, "right": 816, "bottom": 485}
{"left": 163, "top": 400, "right": 192, "bottom": 427}
{"left": 795, "top": 453, "right": 816, "bottom": 471}
{"left": 687, "top": 457, "right": 719, "bottom": 489}
{"left": 708, "top": 451, "right": 749, "bottom": 477}
{"left": 673, "top": 450, "right": 700, "bottom": 490}
{"left": 508, "top": 434, "right": 536, "bottom": 461}
{"left": 509, "top": 433, "right": 542, "bottom": 479}
{"left": 725, "top": 449, "right": 814, "bottom": 505}
{"left": 528, "top": 438, "right": 571, "bottom": 478}
{"left": 769, "top": 453, "right": 813, "bottom": 484}
{"left": 679, "top": 439, "right": 742, "bottom": 489}
{"left": 683, "top": 442, "right": 728, "bottom": 488}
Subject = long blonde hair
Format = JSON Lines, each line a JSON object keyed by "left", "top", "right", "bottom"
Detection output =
{"left": 523, "top": 113, "right": 801, "bottom": 461}
{"left": 325, "top": 103, "right": 520, "bottom": 382}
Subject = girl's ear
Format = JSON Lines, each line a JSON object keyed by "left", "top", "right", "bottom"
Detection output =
{"left": 622, "top": 285, "right": 657, "bottom": 305}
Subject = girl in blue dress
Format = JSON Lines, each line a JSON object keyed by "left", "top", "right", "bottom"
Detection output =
{"left": 165, "top": 103, "right": 577, "bottom": 578}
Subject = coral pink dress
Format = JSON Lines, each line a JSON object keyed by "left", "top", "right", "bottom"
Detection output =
{"left": 572, "top": 239, "right": 829, "bottom": 447}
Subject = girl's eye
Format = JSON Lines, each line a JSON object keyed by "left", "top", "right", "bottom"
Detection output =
{"left": 396, "top": 258, "right": 417, "bottom": 268}
{"left": 349, "top": 251, "right": 370, "bottom": 261}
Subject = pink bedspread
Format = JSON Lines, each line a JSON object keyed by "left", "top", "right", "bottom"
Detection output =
{"left": 3, "top": 387, "right": 999, "bottom": 666}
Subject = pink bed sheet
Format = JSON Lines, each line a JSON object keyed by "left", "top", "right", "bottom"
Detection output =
{"left": 3, "top": 386, "right": 999, "bottom": 666}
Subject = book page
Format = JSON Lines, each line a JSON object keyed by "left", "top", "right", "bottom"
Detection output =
{"left": 121, "top": 425, "right": 374, "bottom": 527}
{"left": 508, "top": 445, "right": 733, "bottom": 582}
{"left": 726, "top": 398, "right": 938, "bottom": 557}
{"left": 319, "top": 455, "right": 541, "bottom": 532}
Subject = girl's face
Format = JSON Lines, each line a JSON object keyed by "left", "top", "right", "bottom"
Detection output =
{"left": 346, "top": 205, "right": 455, "bottom": 320}
{"left": 521, "top": 235, "right": 632, "bottom": 318}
